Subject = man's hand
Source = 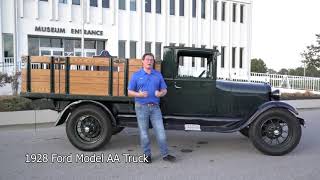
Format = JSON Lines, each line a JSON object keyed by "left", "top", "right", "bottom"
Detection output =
{"left": 155, "top": 89, "right": 167, "bottom": 98}
{"left": 138, "top": 91, "right": 148, "bottom": 98}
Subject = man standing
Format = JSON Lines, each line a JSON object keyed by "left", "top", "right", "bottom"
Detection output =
{"left": 128, "top": 53, "right": 176, "bottom": 163}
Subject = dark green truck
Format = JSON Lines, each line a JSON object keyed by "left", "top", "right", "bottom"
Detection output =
{"left": 21, "top": 46, "right": 305, "bottom": 156}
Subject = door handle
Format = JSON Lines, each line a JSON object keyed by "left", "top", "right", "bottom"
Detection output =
{"left": 174, "top": 84, "right": 182, "bottom": 89}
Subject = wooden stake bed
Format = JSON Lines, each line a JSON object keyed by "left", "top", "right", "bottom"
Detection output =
{"left": 21, "top": 56, "right": 161, "bottom": 98}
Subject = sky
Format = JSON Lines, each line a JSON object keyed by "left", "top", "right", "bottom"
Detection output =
{"left": 251, "top": 0, "right": 320, "bottom": 71}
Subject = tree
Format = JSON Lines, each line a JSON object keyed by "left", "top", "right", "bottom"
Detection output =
{"left": 268, "top": 68, "right": 277, "bottom": 74}
{"left": 301, "top": 34, "right": 320, "bottom": 69}
{"left": 278, "top": 68, "right": 288, "bottom": 75}
{"left": 251, "top": 58, "right": 267, "bottom": 73}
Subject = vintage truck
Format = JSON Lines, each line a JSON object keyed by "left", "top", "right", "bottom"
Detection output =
{"left": 20, "top": 46, "right": 305, "bottom": 156}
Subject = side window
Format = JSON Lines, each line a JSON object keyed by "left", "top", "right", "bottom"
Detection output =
{"left": 177, "top": 55, "right": 213, "bottom": 79}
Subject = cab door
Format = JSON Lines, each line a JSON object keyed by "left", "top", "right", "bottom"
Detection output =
{"left": 161, "top": 55, "right": 216, "bottom": 116}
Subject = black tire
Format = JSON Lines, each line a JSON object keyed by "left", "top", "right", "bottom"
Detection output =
{"left": 239, "top": 126, "right": 249, "bottom": 138}
{"left": 66, "top": 104, "right": 112, "bottom": 151}
{"left": 112, "top": 127, "right": 125, "bottom": 135}
{"left": 249, "top": 108, "right": 302, "bottom": 156}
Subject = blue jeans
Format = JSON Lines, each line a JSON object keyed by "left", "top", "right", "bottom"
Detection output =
{"left": 135, "top": 103, "right": 169, "bottom": 157}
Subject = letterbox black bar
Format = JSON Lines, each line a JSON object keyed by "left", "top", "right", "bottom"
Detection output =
{"left": 50, "top": 56, "right": 55, "bottom": 93}
{"left": 124, "top": 59, "right": 129, "bottom": 96}
{"left": 65, "top": 57, "right": 70, "bottom": 94}
{"left": 26, "top": 56, "right": 31, "bottom": 92}
{"left": 108, "top": 58, "right": 113, "bottom": 96}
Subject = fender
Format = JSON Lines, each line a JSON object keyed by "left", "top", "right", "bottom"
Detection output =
{"left": 239, "top": 101, "right": 305, "bottom": 130}
{"left": 55, "top": 100, "right": 116, "bottom": 126}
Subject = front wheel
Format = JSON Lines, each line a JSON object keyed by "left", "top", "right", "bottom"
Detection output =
{"left": 66, "top": 104, "right": 112, "bottom": 151}
{"left": 249, "top": 109, "right": 302, "bottom": 156}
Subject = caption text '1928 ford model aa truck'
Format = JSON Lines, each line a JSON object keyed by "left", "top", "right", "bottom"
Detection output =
{"left": 20, "top": 46, "right": 305, "bottom": 156}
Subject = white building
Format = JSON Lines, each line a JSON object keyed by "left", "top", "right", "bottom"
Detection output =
{"left": 0, "top": 0, "right": 252, "bottom": 79}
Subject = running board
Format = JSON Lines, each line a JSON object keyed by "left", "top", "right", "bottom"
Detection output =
{"left": 116, "top": 114, "right": 243, "bottom": 132}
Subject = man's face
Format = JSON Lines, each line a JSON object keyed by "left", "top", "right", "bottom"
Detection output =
{"left": 142, "top": 55, "right": 154, "bottom": 70}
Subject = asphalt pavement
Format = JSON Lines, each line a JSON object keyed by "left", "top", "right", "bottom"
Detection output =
{"left": 0, "top": 109, "right": 319, "bottom": 180}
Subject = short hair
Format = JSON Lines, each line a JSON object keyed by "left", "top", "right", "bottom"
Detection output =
{"left": 142, "top": 53, "right": 155, "bottom": 60}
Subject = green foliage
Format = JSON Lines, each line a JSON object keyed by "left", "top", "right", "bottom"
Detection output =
{"left": 301, "top": 34, "right": 320, "bottom": 69}
{"left": 251, "top": 58, "right": 267, "bottom": 73}
{"left": 0, "top": 96, "right": 34, "bottom": 112}
{"left": 268, "top": 69, "right": 277, "bottom": 74}
{"left": 278, "top": 68, "right": 289, "bottom": 75}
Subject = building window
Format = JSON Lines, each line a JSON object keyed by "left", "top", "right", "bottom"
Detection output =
{"left": 170, "top": 0, "right": 175, "bottom": 15}
{"left": 192, "top": 44, "right": 195, "bottom": 67}
{"left": 179, "top": 44, "right": 185, "bottom": 66}
{"left": 232, "top": 47, "right": 236, "bottom": 68}
{"left": 118, "top": 40, "right": 126, "bottom": 58}
{"left": 130, "top": 0, "right": 136, "bottom": 11}
{"left": 28, "top": 37, "right": 39, "bottom": 56}
{"left": 130, "top": 41, "right": 136, "bottom": 58}
{"left": 97, "top": 41, "right": 105, "bottom": 55}
{"left": 90, "top": 0, "right": 98, "bottom": 7}
{"left": 179, "top": 0, "right": 184, "bottom": 16}
{"left": 213, "top": 0, "right": 218, "bottom": 20}
{"left": 84, "top": 40, "right": 96, "bottom": 49}
{"left": 232, "top": 3, "right": 236, "bottom": 22}
{"left": 40, "top": 0, "right": 48, "bottom": 1}
{"left": 221, "top": 1, "right": 226, "bottom": 21}
{"left": 119, "top": 0, "right": 126, "bottom": 10}
{"left": 102, "top": 0, "right": 110, "bottom": 8}
{"left": 240, "top": 5, "right": 244, "bottom": 23}
{"left": 156, "top": 0, "right": 161, "bottom": 14}
{"left": 201, "top": 0, "right": 205, "bottom": 19}
{"left": 59, "top": 0, "right": 68, "bottom": 4}
{"left": 192, "top": 0, "right": 196, "bottom": 18}
{"left": 145, "top": 0, "right": 151, "bottom": 12}
{"left": 3, "top": 34, "right": 13, "bottom": 57}
{"left": 145, "top": 42, "right": 152, "bottom": 53}
{"left": 201, "top": 45, "right": 206, "bottom": 67}
{"left": 155, "top": 42, "right": 162, "bottom": 60}
{"left": 240, "top": 47, "right": 243, "bottom": 68}
{"left": 221, "top": 46, "right": 225, "bottom": 68}
{"left": 72, "top": 0, "right": 80, "bottom": 5}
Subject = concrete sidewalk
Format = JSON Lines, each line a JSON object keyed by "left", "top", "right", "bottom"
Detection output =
{"left": 0, "top": 99, "right": 319, "bottom": 127}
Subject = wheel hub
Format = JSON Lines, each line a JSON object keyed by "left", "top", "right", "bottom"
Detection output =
{"left": 76, "top": 115, "right": 101, "bottom": 142}
{"left": 265, "top": 122, "right": 283, "bottom": 139}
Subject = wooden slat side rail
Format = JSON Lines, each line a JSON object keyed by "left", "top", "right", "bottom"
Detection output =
{"left": 31, "top": 56, "right": 51, "bottom": 63}
{"left": 69, "top": 57, "right": 110, "bottom": 66}
{"left": 21, "top": 69, "right": 27, "bottom": 93}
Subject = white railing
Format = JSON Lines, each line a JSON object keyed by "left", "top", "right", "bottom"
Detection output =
{"left": 250, "top": 72, "right": 320, "bottom": 92}
{"left": 0, "top": 57, "right": 24, "bottom": 75}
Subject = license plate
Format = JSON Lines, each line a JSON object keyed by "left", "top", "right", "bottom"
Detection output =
{"left": 184, "top": 124, "right": 201, "bottom": 131}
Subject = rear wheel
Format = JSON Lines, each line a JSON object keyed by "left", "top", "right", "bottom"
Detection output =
{"left": 66, "top": 104, "right": 112, "bottom": 151}
{"left": 249, "top": 109, "right": 301, "bottom": 156}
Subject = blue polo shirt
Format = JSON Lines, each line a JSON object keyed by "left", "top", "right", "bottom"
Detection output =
{"left": 128, "top": 68, "right": 167, "bottom": 105}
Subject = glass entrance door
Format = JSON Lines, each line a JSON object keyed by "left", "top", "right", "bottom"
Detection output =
{"left": 39, "top": 47, "right": 64, "bottom": 56}
{"left": 74, "top": 49, "right": 97, "bottom": 57}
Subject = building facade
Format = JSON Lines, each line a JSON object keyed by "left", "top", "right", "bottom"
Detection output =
{"left": 0, "top": 0, "right": 252, "bottom": 78}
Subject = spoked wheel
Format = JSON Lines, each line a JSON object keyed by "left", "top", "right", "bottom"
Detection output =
{"left": 66, "top": 105, "right": 112, "bottom": 151}
{"left": 249, "top": 109, "right": 302, "bottom": 156}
